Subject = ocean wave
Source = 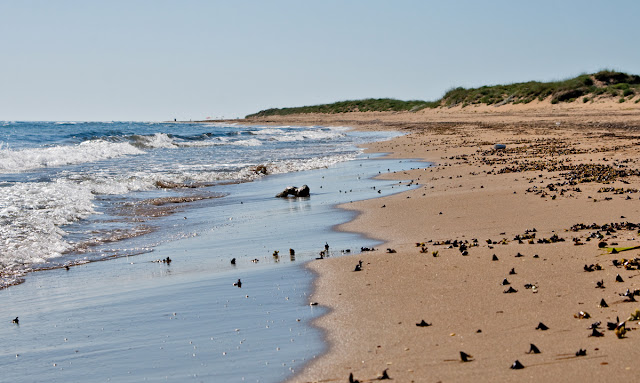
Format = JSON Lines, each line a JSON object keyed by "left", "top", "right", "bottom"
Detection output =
{"left": 267, "top": 153, "right": 358, "bottom": 174}
{"left": 129, "top": 133, "right": 177, "bottom": 149}
{"left": 64, "top": 126, "right": 349, "bottom": 153}
{"left": 175, "top": 140, "right": 222, "bottom": 148}
{"left": 127, "top": 133, "right": 261, "bottom": 148}
{"left": 0, "top": 140, "right": 144, "bottom": 173}
{"left": 231, "top": 138, "right": 263, "bottom": 146}
{"left": 186, "top": 153, "right": 359, "bottom": 183}
{"left": 249, "top": 127, "right": 347, "bottom": 142}
{"left": 73, "top": 151, "right": 358, "bottom": 195}
{"left": 0, "top": 122, "right": 372, "bottom": 288}
{"left": 0, "top": 180, "right": 96, "bottom": 285}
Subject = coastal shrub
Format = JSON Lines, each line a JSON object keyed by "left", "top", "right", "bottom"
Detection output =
{"left": 593, "top": 88, "right": 606, "bottom": 96}
{"left": 245, "top": 98, "right": 437, "bottom": 117}
{"left": 594, "top": 70, "right": 640, "bottom": 85}
{"left": 553, "top": 89, "right": 584, "bottom": 103}
{"left": 619, "top": 97, "right": 625, "bottom": 103}
{"left": 245, "top": 71, "right": 640, "bottom": 117}
{"left": 613, "top": 83, "right": 630, "bottom": 90}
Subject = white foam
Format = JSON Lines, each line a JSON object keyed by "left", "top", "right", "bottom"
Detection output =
{"left": 105, "top": 152, "right": 358, "bottom": 187}
{"left": 0, "top": 180, "right": 96, "bottom": 284}
{"left": 249, "top": 127, "right": 346, "bottom": 142}
{"left": 231, "top": 139, "right": 263, "bottom": 147}
{"left": 0, "top": 140, "right": 144, "bottom": 173}
{"left": 267, "top": 153, "right": 357, "bottom": 174}
{"left": 78, "top": 173, "right": 159, "bottom": 195}
{"left": 175, "top": 140, "right": 220, "bottom": 148}
{"left": 0, "top": 123, "right": 368, "bottom": 287}
{"left": 132, "top": 133, "right": 177, "bottom": 149}
{"left": 201, "top": 153, "right": 359, "bottom": 183}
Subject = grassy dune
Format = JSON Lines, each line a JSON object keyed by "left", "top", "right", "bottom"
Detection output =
{"left": 246, "top": 71, "right": 640, "bottom": 118}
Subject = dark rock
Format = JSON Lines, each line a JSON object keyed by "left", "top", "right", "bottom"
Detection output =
{"left": 276, "top": 185, "right": 310, "bottom": 198}
{"left": 535, "top": 322, "right": 549, "bottom": 331}
{"left": 378, "top": 369, "right": 390, "bottom": 380}
{"left": 460, "top": 351, "right": 473, "bottom": 362}
{"left": 589, "top": 328, "right": 604, "bottom": 337}
{"left": 527, "top": 344, "right": 541, "bottom": 354}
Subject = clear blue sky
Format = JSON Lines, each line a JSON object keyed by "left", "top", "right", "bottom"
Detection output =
{"left": 1, "top": 0, "right": 638, "bottom": 121}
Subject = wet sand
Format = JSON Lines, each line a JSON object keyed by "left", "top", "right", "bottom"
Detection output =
{"left": 244, "top": 101, "right": 640, "bottom": 382}
{"left": 1, "top": 150, "right": 425, "bottom": 383}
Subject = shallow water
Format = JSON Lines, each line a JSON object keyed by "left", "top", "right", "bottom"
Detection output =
{"left": 0, "top": 122, "right": 390, "bottom": 287}
{"left": 2, "top": 149, "right": 426, "bottom": 382}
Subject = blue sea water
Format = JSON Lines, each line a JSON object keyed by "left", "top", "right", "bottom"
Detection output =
{"left": 0, "top": 121, "right": 394, "bottom": 287}
{"left": 0, "top": 121, "right": 424, "bottom": 382}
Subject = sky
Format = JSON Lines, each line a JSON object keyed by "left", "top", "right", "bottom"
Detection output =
{"left": 1, "top": 0, "right": 639, "bottom": 121}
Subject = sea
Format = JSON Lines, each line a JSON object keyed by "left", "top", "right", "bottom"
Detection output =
{"left": 0, "top": 121, "right": 424, "bottom": 382}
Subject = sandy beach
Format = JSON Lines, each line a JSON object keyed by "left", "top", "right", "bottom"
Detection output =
{"left": 242, "top": 100, "right": 640, "bottom": 382}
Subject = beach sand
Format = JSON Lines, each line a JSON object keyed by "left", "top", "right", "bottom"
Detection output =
{"left": 242, "top": 100, "right": 640, "bottom": 382}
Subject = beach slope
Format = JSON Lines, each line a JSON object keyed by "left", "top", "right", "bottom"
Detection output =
{"left": 245, "top": 102, "right": 640, "bottom": 382}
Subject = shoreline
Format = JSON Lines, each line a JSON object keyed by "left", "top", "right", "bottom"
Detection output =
{"left": 1, "top": 140, "right": 426, "bottom": 382}
{"left": 0, "top": 124, "right": 391, "bottom": 290}
{"left": 248, "top": 104, "right": 640, "bottom": 382}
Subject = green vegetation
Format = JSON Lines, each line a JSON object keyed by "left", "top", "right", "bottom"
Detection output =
{"left": 439, "top": 70, "right": 640, "bottom": 107}
{"left": 606, "top": 245, "right": 640, "bottom": 253}
{"left": 246, "top": 70, "right": 640, "bottom": 117}
{"left": 246, "top": 98, "right": 439, "bottom": 118}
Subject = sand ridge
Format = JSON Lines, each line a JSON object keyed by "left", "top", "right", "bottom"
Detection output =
{"left": 244, "top": 104, "right": 640, "bottom": 382}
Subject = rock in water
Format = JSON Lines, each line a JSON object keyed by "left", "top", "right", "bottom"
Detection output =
{"left": 276, "top": 186, "right": 296, "bottom": 198}
{"left": 275, "top": 185, "right": 310, "bottom": 198}
{"left": 296, "top": 185, "right": 310, "bottom": 197}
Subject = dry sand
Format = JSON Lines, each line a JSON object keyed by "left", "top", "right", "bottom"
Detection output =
{"left": 244, "top": 101, "right": 640, "bottom": 382}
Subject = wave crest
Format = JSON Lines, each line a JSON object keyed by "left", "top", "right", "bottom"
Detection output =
{"left": 0, "top": 140, "right": 144, "bottom": 173}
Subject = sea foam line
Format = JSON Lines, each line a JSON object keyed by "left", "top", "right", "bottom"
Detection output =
{"left": 0, "top": 140, "right": 144, "bottom": 173}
